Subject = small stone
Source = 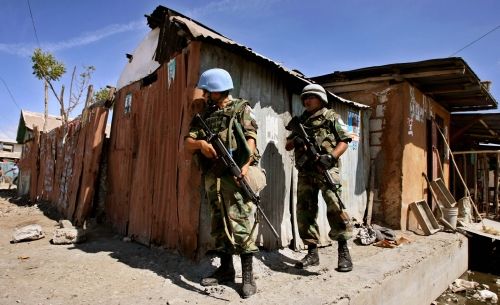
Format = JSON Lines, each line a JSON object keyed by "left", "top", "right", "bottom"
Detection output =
{"left": 11, "top": 224, "right": 44, "bottom": 243}
{"left": 51, "top": 228, "right": 85, "bottom": 244}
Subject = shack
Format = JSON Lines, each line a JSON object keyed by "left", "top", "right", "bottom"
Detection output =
{"left": 16, "top": 110, "right": 63, "bottom": 143}
{"left": 106, "top": 5, "right": 369, "bottom": 259}
{"left": 312, "top": 58, "right": 497, "bottom": 230}
{"left": 450, "top": 112, "right": 500, "bottom": 218}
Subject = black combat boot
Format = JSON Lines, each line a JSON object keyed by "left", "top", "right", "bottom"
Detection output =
{"left": 337, "top": 239, "right": 353, "bottom": 272}
{"left": 295, "top": 245, "right": 320, "bottom": 269}
{"left": 201, "top": 253, "right": 235, "bottom": 286}
{"left": 240, "top": 253, "right": 257, "bottom": 298}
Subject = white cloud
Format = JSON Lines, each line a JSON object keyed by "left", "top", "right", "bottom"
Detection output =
{"left": 186, "top": 0, "right": 280, "bottom": 18}
{"left": 0, "top": 19, "right": 145, "bottom": 57}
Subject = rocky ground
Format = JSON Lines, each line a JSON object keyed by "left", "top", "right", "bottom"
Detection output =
{"left": 1, "top": 183, "right": 497, "bottom": 305}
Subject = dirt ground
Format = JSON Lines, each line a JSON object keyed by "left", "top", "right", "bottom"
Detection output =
{"left": 0, "top": 184, "right": 463, "bottom": 305}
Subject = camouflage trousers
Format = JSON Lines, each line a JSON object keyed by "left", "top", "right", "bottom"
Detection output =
{"left": 204, "top": 173, "right": 258, "bottom": 255}
{"left": 296, "top": 173, "right": 352, "bottom": 245}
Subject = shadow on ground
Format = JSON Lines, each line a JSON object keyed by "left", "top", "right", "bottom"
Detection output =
{"left": 0, "top": 187, "right": 319, "bottom": 300}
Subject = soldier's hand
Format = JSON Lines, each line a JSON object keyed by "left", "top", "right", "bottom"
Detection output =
{"left": 233, "top": 163, "right": 250, "bottom": 187}
{"left": 293, "top": 137, "right": 307, "bottom": 150}
{"left": 200, "top": 141, "right": 217, "bottom": 159}
{"left": 240, "top": 163, "right": 250, "bottom": 178}
{"left": 318, "top": 154, "right": 335, "bottom": 170}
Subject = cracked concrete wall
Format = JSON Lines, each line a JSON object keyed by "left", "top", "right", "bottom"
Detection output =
{"left": 329, "top": 82, "right": 450, "bottom": 230}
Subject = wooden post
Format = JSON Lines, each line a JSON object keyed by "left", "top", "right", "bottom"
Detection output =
{"left": 494, "top": 153, "right": 499, "bottom": 217}
{"left": 474, "top": 153, "right": 478, "bottom": 205}
{"left": 82, "top": 85, "right": 94, "bottom": 123}
{"left": 59, "top": 85, "right": 66, "bottom": 125}
{"left": 464, "top": 154, "right": 468, "bottom": 197}
{"left": 483, "top": 156, "right": 488, "bottom": 214}
{"left": 43, "top": 80, "right": 48, "bottom": 132}
{"left": 366, "top": 161, "right": 375, "bottom": 226}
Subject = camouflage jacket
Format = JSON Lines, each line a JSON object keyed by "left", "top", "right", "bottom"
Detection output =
{"left": 287, "top": 107, "right": 352, "bottom": 172}
{"left": 188, "top": 97, "right": 258, "bottom": 173}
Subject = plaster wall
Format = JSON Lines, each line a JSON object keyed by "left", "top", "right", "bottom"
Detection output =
{"left": 340, "top": 84, "right": 404, "bottom": 228}
{"left": 401, "top": 83, "right": 450, "bottom": 230}
{"left": 334, "top": 82, "right": 451, "bottom": 229}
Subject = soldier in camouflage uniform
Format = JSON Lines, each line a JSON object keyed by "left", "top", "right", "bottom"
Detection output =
{"left": 285, "top": 84, "right": 354, "bottom": 272}
{"left": 185, "top": 68, "right": 259, "bottom": 298}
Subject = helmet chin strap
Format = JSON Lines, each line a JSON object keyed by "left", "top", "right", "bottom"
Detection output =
{"left": 208, "top": 93, "right": 229, "bottom": 108}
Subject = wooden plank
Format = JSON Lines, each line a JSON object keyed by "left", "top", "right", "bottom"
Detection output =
{"left": 105, "top": 87, "right": 135, "bottom": 235}
{"left": 66, "top": 123, "right": 86, "bottom": 219}
{"left": 409, "top": 200, "right": 440, "bottom": 235}
{"left": 126, "top": 80, "right": 155, "bottom": 245}
{"left": 74, "top": 107, "right": 108, "bottom": 225}
{"left": 430, "top": 178, "right": 456, "bottom": 208}
{"left": 176, "top": 42, "right": 204, "bottom": 258}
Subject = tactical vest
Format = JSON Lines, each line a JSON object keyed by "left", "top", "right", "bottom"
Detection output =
{"left": 295, "top": 109, "right": 342, "bottom": 171}
{"left": 303, "top": 109, "right": 342, "bottom": 153}
{"left": 201, "top": 99, "right": 252, "bottom": 172}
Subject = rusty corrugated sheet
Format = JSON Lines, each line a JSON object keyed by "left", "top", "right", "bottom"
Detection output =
{"left": 105, "top": 85, "right": 136, "bottom": 235}
{"left": 74, "top": 108, "right": 109, "bottom": 225}
{"left": 18, "top": 127, "right": 40, "bottom": 201}
{"left": 20, "top": 107, "right": 108, "bottom": 223}
{"left": 106, "top": 42, "right": 203, "bottom": 257}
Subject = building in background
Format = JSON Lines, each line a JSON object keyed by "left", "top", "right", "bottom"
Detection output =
{"left": 16, "top": 110, "right": 63, "bottom": 144}
{"left": 312, "top": 58, "right": 497, "bottom": 230}
{"left": 0, "top": 139, "right": 22, "bottom": 161}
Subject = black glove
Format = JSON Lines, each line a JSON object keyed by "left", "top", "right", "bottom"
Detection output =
{"left": 293, "top": 137, "right": 305, "bottom": 149}
{"left": 318, "top": 154, "right": 336, "bottom": 169}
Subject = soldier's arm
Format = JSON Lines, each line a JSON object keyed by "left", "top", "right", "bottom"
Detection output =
{"left": 240, "top": 137, "right": 256, "bottom": 177}
{"left": 184, "top": 137, "right": 217, "bottom": 159}
{"left": 331, "top": 141, "right": 348, "bottom": 160}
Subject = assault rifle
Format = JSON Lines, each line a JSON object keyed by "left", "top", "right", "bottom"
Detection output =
{"left": 286, "top": 116, "right": 351, "bottom": 225}
{"left": 194, "top": 114, "right": 280, "bottom": 240}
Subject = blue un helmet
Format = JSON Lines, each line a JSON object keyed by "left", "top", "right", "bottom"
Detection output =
{"left": 197, "top": 68, "right": 233, "bottom": 92}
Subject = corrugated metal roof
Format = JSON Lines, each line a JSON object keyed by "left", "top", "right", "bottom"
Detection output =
{"left": 313, "top": 57, "right": 497, "bottom": 112}
{"left": 21, "top": 110, "right": 63, "bottom": 132}
{"left": 451, "top": 112, "right": 500, "bottom": 147}
{"left": 116, "top": 28, "right": 161, "bottom": 90}
{"left": 146, "top": 5, "right": 368, "bottom": 109}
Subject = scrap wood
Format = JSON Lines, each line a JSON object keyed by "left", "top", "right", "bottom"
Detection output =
{"left": 395, "top": 236, "right": 412, "bottom": 245}
{"left": 373, "top": 240, "right": 396, "bottom": 248}
{"left": 374, "top": 235, "right": 412, "bottom": 248}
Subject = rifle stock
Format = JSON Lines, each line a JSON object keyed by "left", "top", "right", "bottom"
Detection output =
{"left": 195, "top": 114, "right": 280, "bottom": 241}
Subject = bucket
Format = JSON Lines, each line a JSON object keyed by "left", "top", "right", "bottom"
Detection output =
{"left": 442, "top": 207, "right": 458, "bottom": 230}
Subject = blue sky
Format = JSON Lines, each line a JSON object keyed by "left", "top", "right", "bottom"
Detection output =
{"left": 1, "top": 0, "right": 499, "bottom": 140}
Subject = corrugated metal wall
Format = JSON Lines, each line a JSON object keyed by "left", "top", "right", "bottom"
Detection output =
{"left": 199, "top": 44, "right": 369, "bottom": 250}
{"left": 19, "top": 107, "right": 108, "bottom": 224}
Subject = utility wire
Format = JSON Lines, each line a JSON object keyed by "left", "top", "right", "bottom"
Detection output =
{"left": 0, "top": 77, "right": 22, "bottom": 111}
{"left": 450, "top": 24, "right": 500, "bottom": 56}
{"left": 26, "top": 0, "right": 41, "bottom": 48}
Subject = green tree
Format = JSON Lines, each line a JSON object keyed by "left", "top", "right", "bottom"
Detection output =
{"left": 31, "top": 48, "right": 95, "bottom": 127}
{"left": 93, "top": 87, "right": 112, "bottom": 104}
